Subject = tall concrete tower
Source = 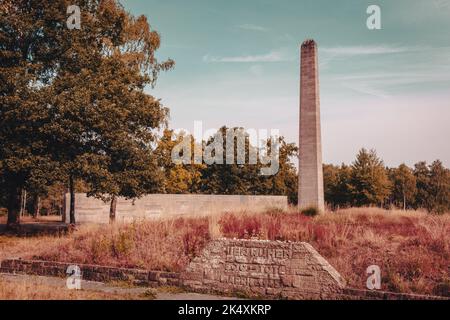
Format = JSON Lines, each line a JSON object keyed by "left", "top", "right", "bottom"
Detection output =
{"left": 298, "top": 39, "right": 325, "bottom": 212}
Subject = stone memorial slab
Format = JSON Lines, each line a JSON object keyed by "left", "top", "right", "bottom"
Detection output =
{"left": 181, "top": 239, "right": 346, "bottom": 299}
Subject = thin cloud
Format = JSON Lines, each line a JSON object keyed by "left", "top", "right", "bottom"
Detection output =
{"left": 321, "top": 45, "right": 425, "bottom": 56}
{"left": 340, "top": 83, "right": 389, "bottom": 99}
{"left": 433, "top": 0, "right": 450, "bottom": 9}
{"left": 330, "top": 71, "right": 450, "bottom": 87}
{"left": 319, "top": 45, "right": 436, "bottom": 68}
{"left": 327, "top": 69, "right": 450, "bottom": 99}
{"left": 238, "top": 24, "right": 268, "bottom": 32}
{"left": 203, "top": 50, "right": 291, "bottom": 63}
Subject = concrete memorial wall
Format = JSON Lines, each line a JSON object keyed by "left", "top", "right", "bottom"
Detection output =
{"left": 64, "top": 193, "right": 288, "bottom": 223}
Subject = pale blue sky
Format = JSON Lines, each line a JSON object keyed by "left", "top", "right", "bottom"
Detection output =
{"left": 122, "top": 0, "right": 450, "bottom": 167}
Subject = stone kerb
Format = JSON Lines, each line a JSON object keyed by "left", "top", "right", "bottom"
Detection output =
{"left": 181, "top": 239, "right": 346, "bottom": 299}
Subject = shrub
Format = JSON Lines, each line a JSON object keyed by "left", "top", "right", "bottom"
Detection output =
{"left": 301, "top": 206, "right": 319, "bottom": 217}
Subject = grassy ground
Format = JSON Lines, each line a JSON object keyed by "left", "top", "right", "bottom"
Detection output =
{"left": 0, "top": 273, "right": 239, "bottom": 300}
{"left": 0, "top": 215, "right": 61, "bottom": 224}
{"left": 1, "top": 208, "right": 449, "bottom": 297}
{"left": 0, "top": 276, "right": 142, "bottom": 300}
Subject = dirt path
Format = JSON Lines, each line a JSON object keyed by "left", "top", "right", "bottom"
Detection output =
{"left": 0, "top": 273, "right": 238, "bottom": 300}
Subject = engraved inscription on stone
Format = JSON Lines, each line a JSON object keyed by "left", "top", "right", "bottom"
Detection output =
{"left": 181, "top": 239, "right": 346, "bottom": 300}
{"left": 226, "top": 246, "right": 292, "bottom": 259}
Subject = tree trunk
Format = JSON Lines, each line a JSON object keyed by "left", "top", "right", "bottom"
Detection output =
{"left": 32, "top": 194, "right": 41, "bottom": 218}
{"left": 6, "top": 186, "right": 21, "bottom": 228}
{"left": 109, "top": 195, "right": 117, "bottom": 224}
{"left": 69, "top": 175, "right": 76, "bottom": 224}
{"left": 403, "top": 192, "right": 406, "bottom": 211}
{"left": 20, "top": 189, "right": 27, "bottom": 216}
{"left": 62, "top": 188, "right": 68, "bottom": 222}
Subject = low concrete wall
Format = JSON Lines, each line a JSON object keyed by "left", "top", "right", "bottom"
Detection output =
{"left": 0, "top": 259, "right": 179, "bottom": 287}
{"left": 64, "top": 193, "right": 288, "bottom": 224}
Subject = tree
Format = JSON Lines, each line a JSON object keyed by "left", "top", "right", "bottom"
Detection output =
{"left": 0, "top": 0, "right": 66, "bottom": 227}
{"left": 258, "top": 138, "right": 298, "bottom": 204}
{"left": 350, "top": 148, "right": 391, "bottom": 207}
{"left": 323, "top": 164, "right": 353, "bottom": 209}
{"left": 155, "top": 129, "right": 204, "bottom": 194}
{"left": 323, "top": 164, "right": 339, "bottom": 207}
{"left": 200, "top": 127, "right": 257, "bottom": 195}
{"left": 1, "top": 1, "right": 173, "bottom": 225}
{"left": 77, "top": 53, "right": 171, "bottom": 222}
{"left": 413, "top": 161, "right": 430, "bottom": 210}
{"left": 198, "top": 127, "right": 297, "bottom": 201}
{"left": 389, "top": 164, "right": 416, "bottom": 210}
{"left": 413, "top": 160, "right": 450, "bottom": 213}
{"left": 427, "top": 160, "right": 450, "bottom": 214}
{"left": 96, "top": 136, "right": 165, "bottom": 223}
{"left": 40, "top": 1, "right": 173, "bottom": 224}
{"left": 278, "top": 140, "right": 299, "bottom": 205}
{"left": 38, "top": 183, "right": 67, "bottom": 216}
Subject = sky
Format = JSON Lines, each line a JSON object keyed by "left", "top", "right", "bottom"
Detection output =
{"left": 121, "top": 0, "right": 450, "bottom": 167}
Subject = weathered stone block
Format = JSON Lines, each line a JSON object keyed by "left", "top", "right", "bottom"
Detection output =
{"left": 181, "top": 239, "right": 346, "bottom": 299}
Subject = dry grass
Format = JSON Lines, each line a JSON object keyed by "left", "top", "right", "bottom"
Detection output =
{"left": 0, "top": 234, "right": 58, "bottom": 261}
{"left": 28, "top": 217, "right": 210, "bottom": 272}
{"left": 0, "top": 215, "right": 61, "bottom": 224}
{"left": 0, "top": 278, "right": 139, "bottom": 300}
{"left": 218, "top": 207, "right": 450, "bottom": 296}
{"left": 1, "top": 207, "right": 449, "bottom": 296}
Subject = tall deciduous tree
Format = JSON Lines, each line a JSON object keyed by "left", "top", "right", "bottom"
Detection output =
{"left": 200, "top": 127, "right": 256, "bottom": 195}
{"left": 323, "top": 164, "right": 353, "bottom": 208}
{"left": 389, "top": 164, "right": 416, "bottom": 210}
{"left": 1, "top": 1, "right": 173, "bottom": 225}
{"left": 0, "top": 0, "right": 66, "bottom": 227}
{"left": 41, "top": 1, "right": 173, "bottom": 223}
{"left": 413, "top": 161, "right": 430, "bottom": 210}
{"left": 155, "top": 129, "right": 204, "bottom": 194}
{"left": 257, "top": 137, "right": 298, "bottom": 204}
{"left": 427, "top": 160, "right": 450, "bottom": 214}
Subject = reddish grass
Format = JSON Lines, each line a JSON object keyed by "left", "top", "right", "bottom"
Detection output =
{"left": 218, "top": 208, "right": 450, "bottom": 296}
{"left": 2, "top": 208, "right": 449, "bottom": 296}
{"left": 30, "top": 217, "right": 210, "bottom": 272}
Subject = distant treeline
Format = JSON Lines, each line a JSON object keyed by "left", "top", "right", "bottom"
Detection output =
{"left": 155, "top": 142, "right": 450, "bottom": 214}
{"left": 4, "top": 139, "right": 449, "bottom": 220}
{"left": 154, "top": 136, "right": 450, "bottom": 214}
{"left": 323, "top": 149, "right": 449, "bottom": 213}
